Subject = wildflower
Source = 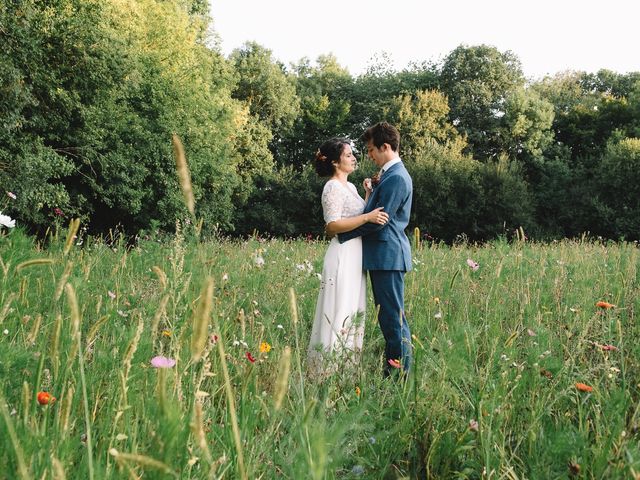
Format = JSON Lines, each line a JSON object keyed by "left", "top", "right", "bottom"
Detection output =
{"left": 575, "top": 382, "right": 593, "bottom": 392}
{"left": 37, "top": 391, "right": 56, "bottom": 405}
{"left": 599, "top": 343, "right": 617, "bottom": 351}
{"left": 434, "top": 311, "right": 442, "bottom": 319}
{"left": 316, "top": 273, "right": 322, "bottom": 281}
{"left": 0, "top": 212, "right": 16, "bottom": 229}
{"left": 596, "top": 301, "right": 615, "bottom": 309}
{"left": 276, "top": 324, "right": 284, "bottom": 330}
{"left": 161, "top": 330, "right": 171, "bottom": 337}
{"left": 108, "top": 290, "right": 116, "bottom": 299}
{"left": 150, "top": 356, "right": 176, "bottom": 368}
{"left": 434, "top": 297, "right": 440, "bottom": 304}
{"left": 233, "top": 340, "right": 240, "bottom": 347}
{"left": 54, "top": 207, "right": 64, "bottom": 216}
{"left": 468, "top": 419, "right": 479, "bottom": 432}
{"left": 388, "top": 358, "right": 402, "bottom": 369}
{"left": 527, "top": 328, "right": 536, "bottom": 337}
{"left": 210, "top": 334, "right": 218, "bottom": 344}
{"left": 246, "top": 352, "right": 256, "bottom": 363}
{"left": 6, "top": 192, "right": 16, "bottom": 200}
{"left": 369, "top": 436, "right": 376, "bottom": 444}
{"left": 355, "top": 386, "right": 361, "bottom": 396}
{"left": 259, "top": 341, "right": 271, "bottom": 353}
{"left": 466, "top": 258, "right": 479, "bottom": 271}
{"left": 222, "top": 273, "right": 229, "bottom": 282}
{"left": 254, "top": 255, "right": 265, "bottom": 268}
{"left": 2, "top": 329, "right": 8, "bottom": 335}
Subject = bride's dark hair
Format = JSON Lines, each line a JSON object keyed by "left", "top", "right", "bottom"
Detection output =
{"left": 314, "top": 138, "right": 350, "bottom": 177}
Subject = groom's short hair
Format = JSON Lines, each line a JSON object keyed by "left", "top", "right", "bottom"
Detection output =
{"left": 362, "top": 122, "right": 400, "bottom": 152}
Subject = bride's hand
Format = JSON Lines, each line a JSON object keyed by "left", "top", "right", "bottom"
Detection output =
{"left": 363, "top": 178, "right": 373, "bottom": 193}
{"left": 366, "top": 207, "right": 388, "bottom": 225}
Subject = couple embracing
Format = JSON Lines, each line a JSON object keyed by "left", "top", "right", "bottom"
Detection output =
{"left": 307, "top": 122, "right": 413, "bottom": 380}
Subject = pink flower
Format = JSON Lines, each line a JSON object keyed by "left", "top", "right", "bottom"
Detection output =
{"left": 466, "top": 258, "right": 479, "bottom": 271}
{"left": 388, "top": 359, "right": 402, "bottom": 369}
{"left": 150, "top": 356, "right": 176, "bottom": 368}
{"left": 468, "top": 419, "right": 479, "bottom": 432}
{"left": 600, "top": 344, "right": 617, "bottom": 351}
{"left": 54, "top": 207, "right": 64, "bottom": 216}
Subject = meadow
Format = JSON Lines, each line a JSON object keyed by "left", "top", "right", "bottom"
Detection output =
{"left": 0, "top": 224, "right": 639, "bottom": 479}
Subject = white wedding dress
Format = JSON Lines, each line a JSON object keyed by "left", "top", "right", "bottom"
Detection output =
{"left": 307, "top": 179, "right": 367, "bottom": 379}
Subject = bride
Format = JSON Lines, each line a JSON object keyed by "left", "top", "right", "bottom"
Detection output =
{"left": 307, "top": 138, "right": 388, "bottom": 379}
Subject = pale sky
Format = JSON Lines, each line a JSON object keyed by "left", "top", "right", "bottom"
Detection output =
{"left": 209, "top": 0, "right": 639, "bottom": 80}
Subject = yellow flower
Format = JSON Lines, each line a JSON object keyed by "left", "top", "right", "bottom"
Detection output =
{"left": 434, "top": 297, "right": 440, "bottom": 304}
{"left": 161, "top": 330, "right": 171, "bottom": 337}
{"left": 259, "top": 341, "right": 271, "bottom": 353}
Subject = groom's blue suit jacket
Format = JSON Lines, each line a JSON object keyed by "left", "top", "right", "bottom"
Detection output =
{"left": 338, "top": 161, "right": 412, "bottom": 272}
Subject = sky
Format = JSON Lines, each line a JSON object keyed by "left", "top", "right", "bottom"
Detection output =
{"left": 209, "top": 0, "right": 639, "bottom": 80}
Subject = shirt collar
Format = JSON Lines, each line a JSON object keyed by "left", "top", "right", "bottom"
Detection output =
{"left": 381, "top": 156, "right": 402, "bottom": 173}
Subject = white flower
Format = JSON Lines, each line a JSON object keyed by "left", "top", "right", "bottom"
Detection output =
{"left": 0, "top": 212, "right": 16, "bottom": 229}
{"left": 3, "top": 329, "right": 8, "bottom": 335}
{"left": 108, "top": 291, "right": 116, "bottom": 299}
{"left": 434, "top": 311, "right": 442, "bottom": 319}
{"left": 222, "top": 273, "right": 229, "bottom": 281}
{"left": 254, "top": 255, "right": 265, "bottom": 267}
{"left": 6, "top": 192, "right": 16, "bottom": 200}
{"left": 276, "top": 324, "right": 284, "bottom": 330}
{"left": 316, "top": 273, "right": 322, "bottom": 281}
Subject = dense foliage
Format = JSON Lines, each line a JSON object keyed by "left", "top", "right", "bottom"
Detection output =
{"left": 1, "top": 1, "right": 639, "bottom": 241}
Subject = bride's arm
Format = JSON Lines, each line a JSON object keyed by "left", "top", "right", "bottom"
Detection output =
{"left": 325, "top": 207, "right": 387, "bottom": 236}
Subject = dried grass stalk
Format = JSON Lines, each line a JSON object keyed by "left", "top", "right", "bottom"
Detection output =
{"left": 191, "top": 277, "right": 214, "bottom": 362}
{"left": 172, "top": 134, "right": 195, "bottom": 216}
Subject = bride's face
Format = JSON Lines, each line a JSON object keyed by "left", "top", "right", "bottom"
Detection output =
{"left": 333, "top": 145, "right": 356, "bottom": 175}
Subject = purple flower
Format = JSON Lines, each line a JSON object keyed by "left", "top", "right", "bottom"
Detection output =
{"left": 150, "top": 356, "right": 176, "bottom": 368}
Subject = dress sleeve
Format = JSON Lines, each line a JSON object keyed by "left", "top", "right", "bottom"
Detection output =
{"left": 321, "top": 181, "right": 344, "bottom": 224}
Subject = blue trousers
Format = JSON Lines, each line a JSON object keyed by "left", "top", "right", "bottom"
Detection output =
{"left": 369, "top": 270, "right": 412, "bottom": 375}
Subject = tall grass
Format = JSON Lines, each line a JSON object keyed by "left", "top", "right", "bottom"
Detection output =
{"left": 0, "top": 227, "right": 639, "bottom": 479}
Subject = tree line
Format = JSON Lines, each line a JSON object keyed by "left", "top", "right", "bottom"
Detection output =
{"left": 1, "top": 0, "right": 639, "bottom": 242}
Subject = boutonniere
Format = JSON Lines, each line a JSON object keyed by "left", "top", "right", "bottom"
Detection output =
{"left": 371, "top": 172, "right": 381, "bottom": 186}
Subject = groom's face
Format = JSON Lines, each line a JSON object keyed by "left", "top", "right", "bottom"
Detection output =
{"left": 366, "top": 140, "right": 388, "bottom": 168}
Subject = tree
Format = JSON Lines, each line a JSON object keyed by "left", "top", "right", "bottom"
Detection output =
{"left": 439, "top": 44, "right": 525, "bottom": 160}
{"left": 385, "top": 89, "right": 466, "bottom": 161}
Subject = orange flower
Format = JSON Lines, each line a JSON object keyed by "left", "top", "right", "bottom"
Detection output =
{"left": 259, "top": 341, "right": 271, "bottom": 353}
{"left": 355, "top": 386, "right": 361, "bottom": 397}
{"left": 596, "top": 301, "right": 615, "bottom": 309}
{"left": 575, "top": 382, "right": 593, "bottom": 392}
{"left": 161, "top": 330, "right": 171, "bottom": 337}
{"left": 37, "top": 391, "right": 56, "bottom": 405}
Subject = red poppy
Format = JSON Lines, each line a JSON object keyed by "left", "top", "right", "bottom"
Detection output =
{"left": 37, "top": 391, "right": 56, "bottom": 405}
{"left": 595, "top": 301, "right": 615, "bottom": 309}
{"left": 246, "top": 352, "right": 256, "bottom": 363}
{"left": 575, "top": 382, "right": 593, "bottom": 392}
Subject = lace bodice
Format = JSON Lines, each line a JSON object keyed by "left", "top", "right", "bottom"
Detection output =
{"left": 321, "top": 180, "right": 365, "bottom": 224}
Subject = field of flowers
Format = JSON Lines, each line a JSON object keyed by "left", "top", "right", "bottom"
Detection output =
{"left": 0, "top": 221, "right": 639, "bottom": 479}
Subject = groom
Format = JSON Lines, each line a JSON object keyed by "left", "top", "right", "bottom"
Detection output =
{"left": 338, "top": 122, "right": 413, "bottom": 376}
